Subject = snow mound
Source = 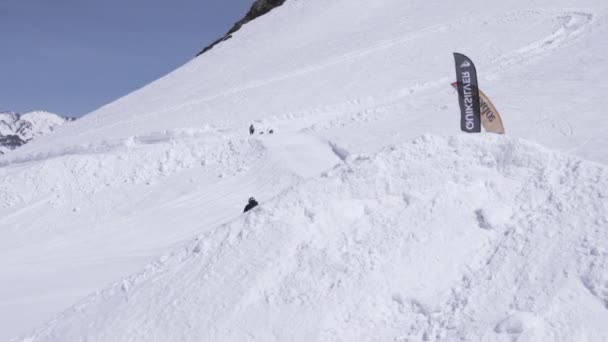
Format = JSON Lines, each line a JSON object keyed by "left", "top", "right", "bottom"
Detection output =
{"left": 18, "top": 135, "right": 608, "bottom": 342}
{"left": 0, "top": 130, "right": 263, "bottom": 209}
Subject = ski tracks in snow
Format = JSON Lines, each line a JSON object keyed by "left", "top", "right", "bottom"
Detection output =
{"left": 56, "top": 8, "right": 595, "bottom": 142}
{"left": 240, "top": 9, "right": 596, "bottom": 137}
{"left": 191, "top": 9, "right": 593, "bottom": 108}
{"left": 488, "top": 10, "right": 594, "bottom": 75}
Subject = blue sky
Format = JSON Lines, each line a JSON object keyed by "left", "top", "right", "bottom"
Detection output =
{"left": 0, "top": 0, "right": 254, "bottom": 117}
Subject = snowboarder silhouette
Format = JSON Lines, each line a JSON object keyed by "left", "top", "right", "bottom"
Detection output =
{"left": 243, "top": 197, "right": 259, "bottom": 213}
{"left": 249, "top": 124, "right": 255, "bottom": 135}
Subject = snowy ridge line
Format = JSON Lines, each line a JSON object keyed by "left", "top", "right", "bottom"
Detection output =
{"left": 0, "top": 139, "right": 266, "bottom": 211}
{"left": 0, "top": 134, "right": 265, "bottom": 212}
{"left": 0, "top": 127, "right": 222, "bottom": 167}
{"left": 0, "top": 140, "right": 124, "bottom": 167}
{"left": 15, "top": 135, "right": 608, "bottom": 341}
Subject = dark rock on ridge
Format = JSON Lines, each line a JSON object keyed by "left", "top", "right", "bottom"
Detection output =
{"left": 196, "top": 0, "right": 287, "bottom": 57}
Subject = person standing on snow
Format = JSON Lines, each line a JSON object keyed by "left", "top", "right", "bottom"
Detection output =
{"left": 243, "top": 197, "right": 259, "bottom": 213}
{"left": 249, "top": 124, "right": 255, "bottom": 135}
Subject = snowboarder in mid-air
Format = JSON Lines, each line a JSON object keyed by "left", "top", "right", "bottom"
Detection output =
{"left": 249, "top": 124, "right": 255, "bottom": 135}
{"left": 243, "top": 197, "right": 259, "bottom": 213}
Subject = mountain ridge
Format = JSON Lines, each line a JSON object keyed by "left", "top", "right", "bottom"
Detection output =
{"left": 196, "top": 0, "right": 286, "bottom": 56}
{"left": 0, "top": 110, "right": 74, "bottom": 155}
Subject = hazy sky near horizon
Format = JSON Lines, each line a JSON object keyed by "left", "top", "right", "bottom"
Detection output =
{"left": 0, "top": 0, "right": 254, "bottom": 117}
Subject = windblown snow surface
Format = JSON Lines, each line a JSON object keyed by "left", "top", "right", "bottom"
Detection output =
{"left": 2, "top": 0, "right": 608, "bottom": 340}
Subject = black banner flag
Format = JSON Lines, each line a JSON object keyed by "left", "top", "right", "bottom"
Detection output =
{"left": 453, "top": 53, "right": 481, "bottom": 133}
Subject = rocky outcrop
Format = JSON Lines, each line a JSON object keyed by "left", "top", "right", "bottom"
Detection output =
{"left": 0, "top": 135, "right": 26, "bottom": 151}
{"left": 0, "top": 111, "right": 75, "bottom": 155}
{"left": 196, "top": 0, "right": 287, "bottom": 57}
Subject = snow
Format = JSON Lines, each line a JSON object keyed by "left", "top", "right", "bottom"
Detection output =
{"left": 16, "top": 111, "right": 71, "bottom": 140}
{"left": 15, "top": 135, "right": 608, "bottom": 341}
{"left": 0, "top": 110, "right": 71, "bottom": 154}
{"left": 8, "top": 2, "right": 608, "bottom": 164}
{"left": 0, "top": 112, "right": 19, "bottom": 136}
{"left": 1, "top": 0, "right": 608, "bottom": 340}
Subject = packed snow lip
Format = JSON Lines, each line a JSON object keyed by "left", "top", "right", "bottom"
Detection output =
{"left": 14, "top": 134, "right": 608, "bottom": 341}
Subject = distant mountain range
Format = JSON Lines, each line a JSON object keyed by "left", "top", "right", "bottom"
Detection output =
{"left": 0, "top": 111, "right": 75, "bottom": 155}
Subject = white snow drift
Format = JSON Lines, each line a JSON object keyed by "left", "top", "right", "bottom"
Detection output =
{"left": 19, "top": 135, "right": 608, "bottom": 341}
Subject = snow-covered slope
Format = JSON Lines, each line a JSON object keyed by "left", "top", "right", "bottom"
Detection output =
{"left": 2, "top": 0, "right": 608, "bottom": 340}
{"left": 8, "top": 0, "right": 608, "bottom": 164}
{"left": 0, "top": 111, "right": 73, "bottom": 155}
{"left": 19, "top": 135, "right": 608, "bottom": 341}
